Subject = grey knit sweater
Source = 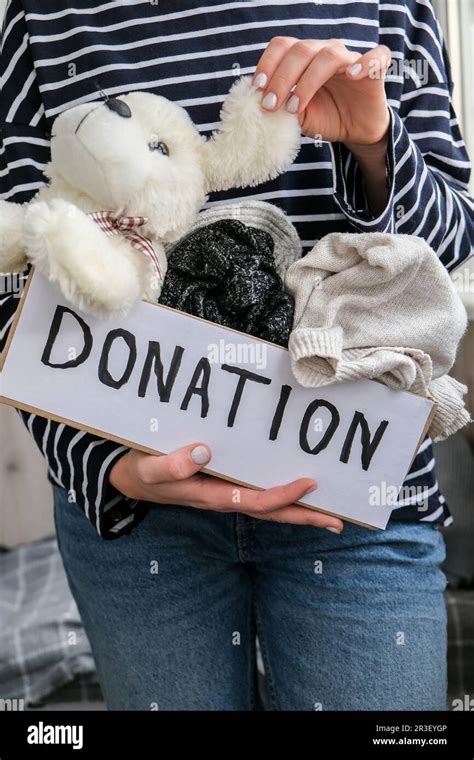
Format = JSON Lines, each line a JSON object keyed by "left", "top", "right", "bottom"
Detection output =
{"left": 285, "top": 232, "right": 470, "bottom": 441}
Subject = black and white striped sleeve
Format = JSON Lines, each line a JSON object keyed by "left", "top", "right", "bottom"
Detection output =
{"left": 331, "top": 0, "right": 473, "bottom": 272}
{"left": 0, "top": 0, "right": 148, "bottom": 539}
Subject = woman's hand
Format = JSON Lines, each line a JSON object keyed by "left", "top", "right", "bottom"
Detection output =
{"left": 254, "top": 36, "right": 391, "bottom": 147}
{"left": 254, "top": 37, "right": 392, "bottom": 214}
{"left": 109, "top": 443, "right": 344, "bottom": 532}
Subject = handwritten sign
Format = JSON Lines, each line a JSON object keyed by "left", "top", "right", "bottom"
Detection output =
{"left": 0, "top": 270, "right": 435, "bottom": 529}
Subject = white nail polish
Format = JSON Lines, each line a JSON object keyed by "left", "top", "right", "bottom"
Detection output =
{"left": 261, "top": 92, "right": 277, "bottom": 110}
{"left": 253, "top": 72, "right": 268, "bottom": 89}
{"left": 349, "top": 63, "right": 362, "bottom": 76}
{"left": 326, "top": 527, "right": 342, "bottom": 534}
{"left": 191, "top": 445, "right": 210, "bottom": 465}
{"left": 286, "top": 94, "right": 299, "bottom": 113}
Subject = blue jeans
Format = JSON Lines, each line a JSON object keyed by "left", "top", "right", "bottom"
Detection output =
{"left": 53, "top": 486, "right": 448, "bottom": 711}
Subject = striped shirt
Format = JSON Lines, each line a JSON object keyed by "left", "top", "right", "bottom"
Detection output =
{"left": 1, "top": 0, "right": 472, "bottom": 538}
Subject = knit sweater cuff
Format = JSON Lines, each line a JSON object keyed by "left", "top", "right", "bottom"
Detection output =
{"left": 289, "top": 326, "right": 343, "bottom": 359}
{"left": 288, "top": 326, "right": 343, "bottom": 386}
{"left": 428, "top": 375, "right": 471, "bottom": 441}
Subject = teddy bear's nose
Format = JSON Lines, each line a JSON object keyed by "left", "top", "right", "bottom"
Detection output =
{"left": 105, "top": 97, "right": 132, "bottom": 118}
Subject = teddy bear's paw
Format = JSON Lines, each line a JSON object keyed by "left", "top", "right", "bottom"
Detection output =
{"left": 41, "top": 252, "right": 143, "bottom": 320}
{"left": 74, "top": 272, "right": 144, "bottom": 320}
{"left": 23, "top": 199, "right": 146, "bottom": 318}
{"left": 23, "top": 200, "right": 79, "bottom": 270}
{"left": 53, "top": 246, "right": 144, "bottom": 320}
{"left": 203, "top": 75, "right": 301, "bottom": 193}
{"left": 0, "top": 201, "right": 27, "bottom": 273}
{"left": 62, "top": 239, "right": 146, "bottom": 319}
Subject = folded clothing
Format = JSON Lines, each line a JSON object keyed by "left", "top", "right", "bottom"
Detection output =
{"left": 160, "top": 217, "right": 294, "bottom": 347}
{"left": 285, "top": 232, "right": 470, "bottom": 440}
{"left": 184, "top": 200, "right": 302, "bottom": 281}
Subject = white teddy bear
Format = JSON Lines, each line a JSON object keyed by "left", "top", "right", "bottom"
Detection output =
{"left": 0, "top": 77, "right": 301, "bottom": 317}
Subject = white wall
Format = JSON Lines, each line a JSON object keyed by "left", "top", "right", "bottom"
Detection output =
{"left": 0, "top": 0, "right": 54, "bottom": 546}
{"left": 0, "top": 406, "right": 54, "bottom": 545}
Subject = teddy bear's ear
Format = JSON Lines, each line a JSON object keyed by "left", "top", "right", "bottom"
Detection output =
{"left": 202, "top": 76, "right": 301, "bottom": 193}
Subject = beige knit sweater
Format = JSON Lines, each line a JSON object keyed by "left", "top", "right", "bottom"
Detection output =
{"left": 285, "top": 232, "right": 470, "bottom": 441}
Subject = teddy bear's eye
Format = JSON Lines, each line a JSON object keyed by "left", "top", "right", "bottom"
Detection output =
{"left": 149, "top": 139, "right": 169, "bottom": 156}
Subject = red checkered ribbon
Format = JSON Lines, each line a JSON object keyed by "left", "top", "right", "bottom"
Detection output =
{"left": 88, "top": 210, "right": 164, "bottom": 287}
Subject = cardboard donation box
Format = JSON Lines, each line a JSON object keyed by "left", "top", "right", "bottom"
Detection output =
{"left": 0, "top": 270, "right": 435, "bottom": 529}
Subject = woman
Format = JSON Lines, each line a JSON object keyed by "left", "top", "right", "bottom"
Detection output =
{"left": 1, "top": 0, "right": 472, "bottom": 710}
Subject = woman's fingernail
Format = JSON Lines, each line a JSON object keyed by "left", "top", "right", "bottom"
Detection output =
{"left": 261, "top": 92, "right": 278, "bottom": 110}
{"left": 253, "top": 72, "right": 268, "bottom": 89}
{"left": 349, "top": 63, "right": 362, "bottom": 76}
{"left": 326, "top": 526, "right": 342, "bottom": 534}
{"left": 191, "top": 445, "right": 210, "bottom": 465}
{"left": 286, "top": 94, "right": 299, "bottom": 113}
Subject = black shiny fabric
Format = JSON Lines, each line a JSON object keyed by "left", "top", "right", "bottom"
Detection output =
{"left": 160, "top": 219, "right": 294, "bottom": 347}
